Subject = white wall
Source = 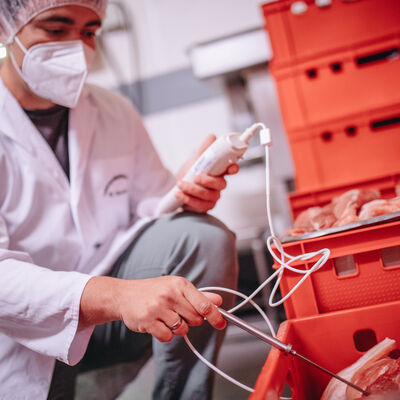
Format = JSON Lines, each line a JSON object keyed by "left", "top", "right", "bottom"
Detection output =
{"left": 144, "top": 96, "right": 233, "bottom": 173}
{"left": 89, "top": 0, "right": 267, "bottom": 84}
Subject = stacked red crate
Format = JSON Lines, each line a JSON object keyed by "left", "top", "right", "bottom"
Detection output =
{"left": 263, "top": 0, "right": 400, "bottom": 68}
{"left": 288, "top": 104, "right": 400, "bottom": 189}
{"left": 251, "top": 1, "right": 400, "bottom": 399}
{"left": 262, "top": 0, "right": 400, "bottom": 190}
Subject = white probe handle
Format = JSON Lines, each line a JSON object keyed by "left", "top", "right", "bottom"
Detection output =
{"left": 156, "top": 133, "right": 247, "bottom": 215}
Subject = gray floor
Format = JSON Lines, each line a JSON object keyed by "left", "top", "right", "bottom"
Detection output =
{"left": 76, "top": 314, "right": 275, "bottom": 400}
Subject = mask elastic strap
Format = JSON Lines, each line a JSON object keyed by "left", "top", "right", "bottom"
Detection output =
{"left": 9, "top": 36, "right": 26, "bottom": 81}
{"left": 14, "top": 36, "right": 28, "bottom": 54}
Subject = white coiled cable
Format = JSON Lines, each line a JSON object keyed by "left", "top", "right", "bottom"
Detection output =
{"left": 184, "top": 123, "right": 330, "bottom": 393}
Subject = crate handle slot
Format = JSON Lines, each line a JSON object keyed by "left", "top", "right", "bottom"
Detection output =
{"left": 334, "top": 255, "right": 357, "bottom": 277}
{"left": 330, "top": 62, "right": 343, "bottom": 73}
{"left": 370, "top": 115, "right": 400, "bottom": 131}
{"left": 345, "top": 125, "right": 357, "bottom": 137}
{"left": 353, "top": 329, "right": 378, "bottom": 352}
{"left": 280, "top": 378, "right": 293, "bottom": 399}
{"left": 381, "top": 246, "right": 400, "bottom": 268}
{"left": 356, "top": 47, "right": 399, "bottom": 67}
{"left": 305, "top": 68, "right": 318, "bottom": 79}
{"left": 321, "top": 131, "right": 333, "bottom": 142}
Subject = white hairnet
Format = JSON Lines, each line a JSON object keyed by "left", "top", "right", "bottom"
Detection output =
{"left": 0, "top": 0, "right": 108, "bottom": 44}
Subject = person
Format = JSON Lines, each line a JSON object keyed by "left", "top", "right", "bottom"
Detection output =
{"left": 0, "top": 1, "right": 240, "bottom": 399}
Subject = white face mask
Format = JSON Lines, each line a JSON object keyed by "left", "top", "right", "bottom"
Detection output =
{"left": 10, "top": 37, "right": 95, "bottom": 108}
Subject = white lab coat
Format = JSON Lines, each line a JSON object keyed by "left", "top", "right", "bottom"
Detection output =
{"left": 0, "top": 79, "right": 175, "bottom": 400}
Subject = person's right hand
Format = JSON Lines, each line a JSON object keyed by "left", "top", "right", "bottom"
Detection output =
{"left": 79, "top": 275, "right": 226, "bottom": 343}
{"left": 175, "top": 134, "right": 239, "bottom": 214}
{"left": 118, "top": 276, "right": 226, "bottom": 342}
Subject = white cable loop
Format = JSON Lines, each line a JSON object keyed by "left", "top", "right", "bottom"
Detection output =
{"left": 184, "top": 287, "right": 276, "bottom": 393}
{"left": 184, "top": 123, "right": 330, "bottom": 394}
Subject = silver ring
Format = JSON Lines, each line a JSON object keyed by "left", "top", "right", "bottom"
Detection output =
{"left": 168, "top": 317, "right": 183, "bottom": 331}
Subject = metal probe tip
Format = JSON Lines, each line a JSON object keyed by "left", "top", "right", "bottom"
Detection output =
{"left": 218, "top": 308, "right": 370, "bottom": 397}
{"left": 291, "top": 350, "right": 370, "bottom": 397}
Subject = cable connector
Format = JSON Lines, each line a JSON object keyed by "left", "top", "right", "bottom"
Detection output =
{"left": 259, "top": 127, "right": 272, "bottom": 147}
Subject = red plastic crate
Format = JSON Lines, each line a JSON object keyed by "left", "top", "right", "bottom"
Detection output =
{"left": 250, "top": 301, "right": 400, "bottom": 400}
{"left": 275, "top": 219, "right": 400, "bottom": 319}
{"left": 286, "top": 103, "right": 400, "bottom": 191}
{"left": 262, "top": 0, "right": 400, "bottom": 68}
{"left": 271, "top": 37, "right": 400, "bottom": 132}
{"left": 282, "top": 173, "right": 400, "bottom": 319}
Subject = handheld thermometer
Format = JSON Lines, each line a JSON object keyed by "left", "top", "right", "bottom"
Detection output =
{"left": 156, "top": 124, "right": 268, "bottom": 215}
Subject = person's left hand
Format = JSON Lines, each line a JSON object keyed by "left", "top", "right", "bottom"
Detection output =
{"left": 175, "top": 134, "right": 239, "bottom": 213}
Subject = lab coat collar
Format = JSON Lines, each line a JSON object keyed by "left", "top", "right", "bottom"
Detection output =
{"left": 0, "top": 78, "right": 73, "bottom": 192}
{"left": 0, "top": 77, "right": 41, "bottom": 156}
{"left": 68, "top": 85, "right": 98, "bottom": 205}
{"left": 68, "top": 86, "right": 100, "bottom": 244}
{"left": 0, "top": 78, "right": 94, "bottom": 158}
{"left": 0, "top": 78, "right": 98, "bottom": 205}
{"left": 0, "top": 78, "right": 100, "bottom": 244}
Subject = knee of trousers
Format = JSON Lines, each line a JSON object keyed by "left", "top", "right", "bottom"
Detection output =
{"left": 164, "top": 212, "right": 239, "bottom": 290}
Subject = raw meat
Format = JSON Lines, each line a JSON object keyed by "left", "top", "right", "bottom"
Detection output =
{"left": 332, "top": 189, "right": 380, "bottom": 227}
{"left": 350, "top": 357, "right": 400, "bottom": 400}
{"left": 290, "top": 203, "right": 336, "bottom": 235}
{"left": 359, "top": 197, "right": 400, "bottom": 220}
{"left": 289, "top": 189, "right": 380, "bottom": 236}
{"left": 289, "top": 188, "right": 400, "bottom": 237}
{"left": 320, "top": 338, "right": 397, "bottom": 400}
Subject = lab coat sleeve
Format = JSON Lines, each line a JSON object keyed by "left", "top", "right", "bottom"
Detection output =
{"left": 128, "top": 105, "right": 176, "bottom": 217}
{"left": 0, "top": 215, "right": 94, "bottom": 365}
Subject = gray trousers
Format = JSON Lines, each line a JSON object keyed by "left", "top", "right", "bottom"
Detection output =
{"left": 48, "top": 212, "right": 239, "bottom": 400}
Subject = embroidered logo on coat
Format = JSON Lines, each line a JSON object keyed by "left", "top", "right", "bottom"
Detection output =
{"left": 104, "top": 174, "right": 128, "bottom": 197}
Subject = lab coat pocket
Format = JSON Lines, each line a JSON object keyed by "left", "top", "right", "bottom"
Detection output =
{"left": 90, "top": 156, "right": 133, "bottom": 234}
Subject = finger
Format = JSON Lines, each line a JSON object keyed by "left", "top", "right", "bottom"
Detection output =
{"left": 172, "top": 302, "right": 205, "bottom": 327}
{"left": 176, "top": 191, "right": 215, "bottom": 213}
{"left": 171, "top": 321, "right": 189, "bottom": 337}
{"left": 226, "top": 164, "right": 240, "bottom": 175}
{"left": 202, "top": 292, "right": 224, "bottom": 307}
{"left": 183, "top": 286, "right": 226, "bottom": 330}
{"left": 195, "top": 134, "right": 216, "bottom": 158}
{"left": 192, "top": 174, "right": 227, "bottom": 191}
{"left": 167, "top": 318, "right": 189, "bottom": 337}
{"left": 155, "top": 278, "right": 210, "bottom": 326}
{"left": 161, "top": 311, "right": 189, "bottom": 336}
{"left": 177, "top": 180, "right": 222, "bottom": 201}
{"left": 172, "top": 296, "right": 220, "bottom": 329}
{"left": 162, "top": 310, "right": 184, "bottom": 329}
{"left": 148, "top": 321, "right": 174, "bottom": 343}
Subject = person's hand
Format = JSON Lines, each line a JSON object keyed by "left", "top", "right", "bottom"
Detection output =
{"left": 80, "top": 276, "right": 227, "bottom": 342}
{"left": 118, "top": 276, "right": 226, "bottom": 342}
{"left": 176, "top": 134, "right": 239, "bottom": 213}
